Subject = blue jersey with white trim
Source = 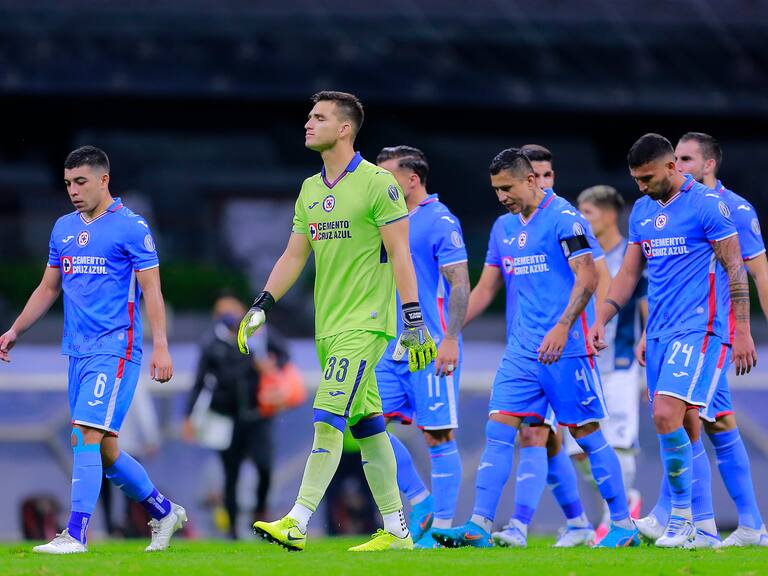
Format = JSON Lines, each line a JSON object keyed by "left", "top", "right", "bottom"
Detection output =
{"left": 499, "top": 190, "right": 602, "bottom": 359}
{"left": 384, "top": 194, "right": 468, "bottom": 360}
{"left": 628, "top": 176, "right": 736, "bottom": 341}
{"left": 47, "top": 198, "right": 159, "bottom": 362}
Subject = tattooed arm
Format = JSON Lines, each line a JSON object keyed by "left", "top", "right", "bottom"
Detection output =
{"left": 714, "top": 234, "right": 757, "bottom": 375}
{"left": 435, "top": 261, "right": 470, "bottom": 376}
{"left": 538, "top": 253, "right": 598, "bottom": 365}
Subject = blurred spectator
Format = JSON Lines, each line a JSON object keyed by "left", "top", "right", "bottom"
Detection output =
{"left": 183, "top": 293, "right": 301, "bottom": 539}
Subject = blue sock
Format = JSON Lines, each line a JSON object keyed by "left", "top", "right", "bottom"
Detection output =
{"left": 473, "top": 420, "right": 517, "bottom": 521}
{"left": 429, "top": 440, "right": 462, "bottom": 522}
{"left": 710, "top": 428, "right": 764, "bottom": 529}
{"left": 105, "top": 451, "right": 171, "bottom": 520}
{"left": 658, "top": 428, "right": 692, "bottom": 512}
{"left": 68, "top": 441, "right": 102, "bottom": 544}
{"left": 388, "top": 433, "right": 428, "bottom": 503}
{"left": 547, "top": 449, "right": 585, "bottom": 520}
{"left": 691, "top": 439, "right": 714, "bottom": 523}
{"left": 512, "top": 446, "right": 547, "bottom": 525}
{"left": 575, "top": 429, "right": 629, "bottom": 522}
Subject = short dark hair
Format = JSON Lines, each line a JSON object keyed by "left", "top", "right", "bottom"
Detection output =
{"left": 679, "top": 131, "right": 723, "bottom": 172}
{"left": 489, "top": 148, "right": 535, "bottom": 178}
{"left": 311, "top": 91, "right": 364, "bottom": 135}
{"left": 578, "top": 185, "right": 625, "bottom": 213}
{"left": 627, "top": 133, "right": 674, "bottom": 168}
{"left": 376, "top": 145, "right": 426, "bottom": 164}
{"left": 520, "top": 144, "right": 553, "bottom": 165}
{"left": 64, "top": 145, "right": 110, "bottom": 173}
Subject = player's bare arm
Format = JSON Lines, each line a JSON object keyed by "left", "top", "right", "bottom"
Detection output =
{"left": 0, "top": 266, "right": 61, "bottom": 363}
{"left": 589, "top": 243, "right": 645, "bottom": 352}
{"left": 746, "top": 253, "right": 768, "bottom": 323}
{"left": 538, "top": 253, "right": 597, "bottom": 365}
{"left": 435, "top": 261, "right": 470, "bottom": 376}
{"left": 594, "top": 257, "right": 611, "bottom": 305}
{"left": 713, "top": 234, "right": 757, "bottom": 375}
{"left": 263, "top": 232, "right": 313, "bottom": 301}
{"left": 380, "top": 217, "right": 418, "bottom": 302}
{"left": 137, "top": 266, "right": 173, "bottom": 383}
{"left": 464, "top": 265, "right": 503, "bottom": 326}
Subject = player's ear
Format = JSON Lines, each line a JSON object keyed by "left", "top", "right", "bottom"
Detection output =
{"left": 101, "top": 173, "right": 110, "bottom": 187}
{"left": 704, "top": 157, "right": 717, "bottom": 176}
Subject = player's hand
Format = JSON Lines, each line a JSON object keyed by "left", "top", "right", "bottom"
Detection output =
{"left": 150, "top": 345, "right": 173, "bottom": 382}
{"left": 732, "top": 328, "right": 757, "bottom": 376}
{"left": 237, "top": 291, "right": 275, "bottom": 355}
{"left": 587, "top": 322, "right": 607, "bottom": 355}
{"left": 435, "top": 336, "right": 458, "bottom": 377}
{"left": 635, "top": 330, "right": 647, "bottom": 367}
{"left": 392, "top": 302, "right": 437, "bottom": 372}
{"left": 182, "top": 418, "right": 196, "bottom": 443}
{"left": 538, "top": 322, "right": 569, "bottom": 364}
{"left": 0, "top": 328, "right": 18, "bottom": 363}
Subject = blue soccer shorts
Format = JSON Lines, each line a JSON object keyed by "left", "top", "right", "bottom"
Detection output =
{"left": 376, "top": 356, "right": 460, "bottom": 430}
{"left": 68, "top": 354, "right": 141, "bottom": 434}
{"left": 488, "top": 352, "right": 606, "bottom": 427}
{"left": 645, "top": 332, "right": 728, "bottom": 408}
{"left": 700, "top": 347, "right": 734, "bottom": 422}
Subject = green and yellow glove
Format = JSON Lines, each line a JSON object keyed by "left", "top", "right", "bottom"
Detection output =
{"left": 392, "top": 302, "right": 437, "bottom": 372}
{"left": 237, "top": 291, "right": 275, "bottom": 355}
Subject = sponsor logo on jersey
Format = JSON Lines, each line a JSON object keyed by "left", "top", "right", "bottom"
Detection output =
{"left": 387, "top": 184, "right": 400, "bottom": 201}
{"left": 322, "top": 194, "right": 336, "bottom": 212}
{"left": 641, "top": 237, "right": 688, "bottom": 258}
{"left": 143, "top": 234, "right": 155, "bottom": 252}
{"left": 309, "top": 220, "right": 352, "bottom": 241}
{"left": 502, "top": 256, "right": 514, "bottom": 275}
{"left": 752, "top": 218, "right": 761, "bottom": 235}
{"left": 450, "top": 230, "right": 464, "bottom": 248}
{"left": 60, "top": 255, "right": 108, "bottom": 275}
{"left": 77, "top": 230, "right": 90, "bottom": 247}
{"left": 517, "top": 231, "right": 528, "bottom": 248}
{"left": 718, "top": 201, "right": 731, "bottom": 218}
{"left": 511, "top": 254, "right": 550, "bottom": 275}
{"left": 654, "top": 213, "right": 668, "bottom": 230}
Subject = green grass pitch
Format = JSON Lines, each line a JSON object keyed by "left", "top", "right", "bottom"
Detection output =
{"left": 2, "top": 537, "right": 766, "bottom": 576}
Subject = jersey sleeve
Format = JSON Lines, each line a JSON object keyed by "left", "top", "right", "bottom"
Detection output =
{"left": 292, "top": 189, "right": 308, "bottom": 235}
{"left": 485, "top": 218, "right": 502, "bottom": 267}
{"left": 370, "top": 172, "right": 408, "bottom": 226}
{"left": 123, "top": 216, "right": 160, "bottom": 271}
{"left": 732, "top": 201, "right": 766, "bottom": 261}
{"left": 555, "top": 209, "right": 593, "bottom": 260}
{"left": 47, "top": 229, "right": 60, "bottom": 268}
{"left": 627, "top": 203, "right": 642, "bottom": 245}
{"left": 698, "top": 194, "right": 737, "bottom": 242}
{"left": 431, "top": 209, "right": 468, "bottom": 267}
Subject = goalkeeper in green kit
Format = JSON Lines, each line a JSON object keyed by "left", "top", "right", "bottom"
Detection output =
{"left": 238, "top": 91, "right": 437, "bottom": 552}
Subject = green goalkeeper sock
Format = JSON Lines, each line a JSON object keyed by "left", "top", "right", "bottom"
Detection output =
{"left": 295, "top": 421, "right": 344, "bottom": 513}
{"left": 356, "top": 429, "right": 403, "bottom": 516}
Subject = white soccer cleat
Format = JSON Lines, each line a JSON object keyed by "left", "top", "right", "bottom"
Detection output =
{"left": 686, "top": 528, "right": 721, "bottom": 549}
{"left": 655, "top": 516, "right": 695, "bottom": 548}
{"left": 492, "top": 519, "right": 527, "bottom": 547}
{"left": 553, "top": 525, "right": 596, "bottom": 548}
{"left": 635, "top": 514, "right": 665, "bottom": 542}
{"left": 32, "top": 529, "right": 87, "bottom": 554}
{"left": 145, "top": 503, "right": 187, "bottom": 552}
{"left": 721, "top": 524, "right": 768, "bottom": 547}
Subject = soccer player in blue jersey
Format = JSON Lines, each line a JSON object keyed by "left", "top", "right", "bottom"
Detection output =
{"left": 373, "top": 146, "right": 470, "bottom": 548}
{"left": 467, "top": 144, "right": 598, "bottom": 548}
{"left": 636, "top": 132, "right": 768, "bottom": 547}
{"left": 0, "top": 146, "right": 186, "bottom": 554}
{"left": 433, "top": 148, "right": 640, "bottom": 549}
{"left": 572, "top": 186, "right": 647, "bottom": 540}
{"left": 590, "top": 133, "right": 757, "bottom": 548}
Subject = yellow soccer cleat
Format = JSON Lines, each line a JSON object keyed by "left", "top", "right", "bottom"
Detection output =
{"left": 348, "top": 529, "right": 414, "bottom": 552}
{"left": 253, "top": 517, "right": 306, "bottom": 551}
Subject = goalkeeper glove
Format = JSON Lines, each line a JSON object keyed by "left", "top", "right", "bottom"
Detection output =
{"left": 237, "top": 291, "right": 275, "bottom": 355}
{"left": 392, "top": 302, "right": 437, "bottom": 372}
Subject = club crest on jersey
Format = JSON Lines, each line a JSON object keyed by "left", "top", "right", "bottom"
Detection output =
{"left": 309, "top": 223, "right": 319, "bottom": 241}
{"left": 77, "top": 230, "right": 90, "bottom": 247}
{"left": 143, "top": 234, "right": 155, "bottom": 252}
{"left": 387, "top": 184, "right": 400, "bottom": 201}
{"left": 502, "top": 256, "right": 514, "bottom": 274}
{"left": 654, "top": 214, "right": 668, "bottom": 230}
{"left": 572, "top": 222, "right": 585, "bottom": 236}
{"left": 323, "top": 195, "right": 336, "bottom": 212}
{"left": 517, "top": 231, "right": 528, "bottom": 248}
{"left": 752, "top": 218, "right": 761, "bottom": 235}
{"left": 718, "top": 201, "right": 730, "bottom": 218}
{"left": 641, "top": 240, "right": 653, "bottom": 258}
{"left": 61, "top": 256, "right": 73, "bottom": 274}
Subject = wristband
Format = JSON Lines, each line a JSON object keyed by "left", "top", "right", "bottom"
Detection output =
{"left": 401, "top": 302, "right": 424, "bottom": 328}
{"left": 252, "top": 291, "right": 276, "bottom": 312}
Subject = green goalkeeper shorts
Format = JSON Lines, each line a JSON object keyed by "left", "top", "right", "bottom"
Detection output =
{"left": 314, "top": 330, "right": 390, "bottom": 425}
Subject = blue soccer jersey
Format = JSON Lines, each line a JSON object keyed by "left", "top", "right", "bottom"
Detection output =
{"left": 47, "top": 197, "right": 159, "bottom": 363}
{"left": 384, "top": 194, "right": 468, "bottom": 357}
{"left": 628, "top": 176, "right": 737, "bottom": 341}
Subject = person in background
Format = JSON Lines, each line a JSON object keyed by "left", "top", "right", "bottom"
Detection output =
{"left": 184, "top": 292, "right": 289, "bottom": 539}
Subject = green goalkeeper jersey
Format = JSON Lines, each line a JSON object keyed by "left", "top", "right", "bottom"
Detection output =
{"left": 292, "top": 152, "right": 408, "bottom": 340}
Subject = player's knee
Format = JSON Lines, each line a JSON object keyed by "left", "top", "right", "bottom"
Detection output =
{"left": 423, "top": 428, "right": 453, "bottom": 446}
{"left": 70, "top": 425, "right": 102, "bottom": 452}
{"left": 652, "top": 398, "right": 684, "bottom": 432}
{"left": 100, "top": 435, "right": 120, "bottom": 467}
{"left": 569, "top": 421, "right": 599, "bottom": 440}
{"left": 520, "top": 426, "right": 548, "bottom": 447}
{"left": 705, "top": 413, "right": 736, "bottom": 435}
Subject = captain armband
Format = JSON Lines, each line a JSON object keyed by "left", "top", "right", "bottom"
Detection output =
{"left": 560, "top": 234, "right": 591, "bottom": 258}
